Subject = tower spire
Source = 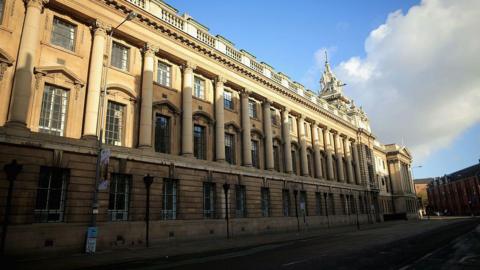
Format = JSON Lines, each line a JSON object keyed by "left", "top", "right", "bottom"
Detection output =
{"left": 324, "top": 50, "right": 331, "bottom": 73}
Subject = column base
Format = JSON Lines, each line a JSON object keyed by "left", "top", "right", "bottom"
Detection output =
{"left": 5, "top": 121, "right": 29, "bottom": 130}
{"left": 182, "top": 153, "right": 194, "bottom": 158}
{"left": 216, "top": 159, "right": 226, "bottom": 163}
{"left": 82, "top": 135, "right": 99, "bottom": 141}
{"left": 138, "top": 145, "right": 153, "bottom": 150}
{"left": 243, "top": 164, "right": 253, "bottom": 167}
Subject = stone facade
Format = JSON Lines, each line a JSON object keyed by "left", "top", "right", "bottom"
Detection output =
{"left": 0, "top": 0, "right": 417, "bottom": 255}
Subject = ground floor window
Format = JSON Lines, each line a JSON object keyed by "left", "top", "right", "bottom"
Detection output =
{"left": 315, "top": 192, "right": 324, "bottom": 216}
{"left": 282, "top": 189, "right": 290, "bottom": 217}
{"left": 300, "top": 191, "right": 308, "bottom": 216}
{"left": 236, "top": 185, "right": 247, "bottom": 218}
{"left": 203, "top": 182, "right": 216, "bottom": 218}
{"left": 162, "top": 179, "right": 177, "bottom": 220}
{"left": 108, "top": 174, "right": 131, "bottom": 221}
{"left": 34, "top": 167, "right": 69, "bottom": 223}
{"left": 261, "top": 187, "right": 270, "bottom": 217}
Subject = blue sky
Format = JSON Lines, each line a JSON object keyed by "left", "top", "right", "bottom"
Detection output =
{"left": 167, "top": 0, "right": 480, "bottom": 178}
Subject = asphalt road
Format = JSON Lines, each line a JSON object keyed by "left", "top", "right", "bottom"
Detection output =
{"left": 99, "top": 218, "right": 480, "bottom": 270}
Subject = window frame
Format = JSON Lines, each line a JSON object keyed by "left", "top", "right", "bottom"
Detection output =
{"left": 282, "top": 189, "right": 290, "bottom": 217}
{"left": 235, "top": 185, "right": 247, "bottom": 218}
{"left": 108, "top": 173, "right": 132, "bottom": 221}
{"left": 155, "top": 113, "right": 171, "bottom": 154}
{"left": 223, "top": 90, "right": 234, "bottom": 110}
{"left": 261, "top": 187, "right": 270, "bottom": 217}
{"left": 34, "top": 166, "right": 69, "bottom": 223}
{"left": 111, "top": 41, "right": 130, "bottom": 71}
{"left": 156, "top": 61, "right": 171, "bottom": 87}
{"left": 225, "top": 133, "right": 235, "bottom": 165}
{"left": 203, "top": 182, "right": 216, "bottom": 219}
{"left": 194, "top": 124, "right": 207, "bottom": 160}
{"left": 193, "top": 76, "right": 206, "bottom": 99}
{"left": 38, "top": 84, "right": 70, "bottom": 136}
{"left": 162, "top": 178, "right": 178, "bottom": 220}
{"left": 300, "top": 191, "right": 308, "bottom": 216}
{"left": 248, "top": 99, "right": 257, "bottom": 118}
{"left": 50, "top": 16, "right": 77, "bottom": 52}
{"left": 105, "top": 100, "right": 126, "bottom": 146}
{"left": 251, "top": 140, "right": 260, "bottom": 169}
{"left": 0, "top": 0, "right": 4, "bottom": 24}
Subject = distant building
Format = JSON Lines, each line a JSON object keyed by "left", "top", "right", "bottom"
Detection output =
{"left": 414, "top": 178, "right": 433, "bottom": 215}
{"left": 427, "top": 164, "right": 480, "bottom": 216}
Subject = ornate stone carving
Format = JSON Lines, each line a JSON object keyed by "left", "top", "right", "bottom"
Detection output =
{"left": 91, "top": 20, "right": 111, "bottom": 37}
{"left": 143, "top": 43, "right": 159, "bottom": 56}
{"left": 183, "top": 61, "right": 197, "bottom": 71}
{"left": 24, "top": 0, "right": 49, "bottom": 10}
{"left": 215, "top": 76, "right": 226, "bottom": 87}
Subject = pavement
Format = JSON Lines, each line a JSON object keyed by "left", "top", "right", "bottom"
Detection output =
{"left": 4, "top": 217, "right": 480, "bottom": 270}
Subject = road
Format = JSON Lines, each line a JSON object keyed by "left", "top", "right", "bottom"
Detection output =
{"left": 93, "top": 218, "right": 480, "bottom": 270}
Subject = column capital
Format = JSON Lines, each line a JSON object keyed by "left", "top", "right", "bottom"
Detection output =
{"left": 240, "top": 89, "right": 251, "bottom": 98}
{"left": 143, "top": 43, "right": 159, "bottom": 57}
{"left": 24, "top": 0, "right": 49, "bottom": 9}
{"left": 183, "top": 61, "right": 197, "bottom": 72}
{"left": 216, "top": 76, "right": 226, "bottom": 87}
{"left": 262, "top": 98, "right": 272, "bottom": 106}
{"left": 91, "top": 20, "right": 112, "bottom": 37}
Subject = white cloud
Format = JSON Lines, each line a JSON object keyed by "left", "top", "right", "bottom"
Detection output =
{"left": 334, "top": 0, "right": 480, "bottom": 163}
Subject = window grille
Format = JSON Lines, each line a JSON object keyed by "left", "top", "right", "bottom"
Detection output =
{"left": 34, "top": 167, "right": 69, "bottom": 223}
{"left": 105, "top": 101, "right": 125, "bottom": 146}
{"left": 51, "top": 17, "right": 76, "bottom": 51}
{"left": 193, "top": 76, "right": 205, "bottom": 99}
{"left": 328, "top": 193, "right": 336, "bottom": 215}
{"left": 251, "top": 140, "right": 259, "bottom": 168}
{"left": 235, "top": 185, "right": 247, "bottom": 218}
{"left": 300, "top": 191, "right": 308, "bottom": 216}
{"left": 111, "top": 42, "right": 129, "bottom": 71}
{"left": 194, "top": 125, "right": 206, "bottom": 160}
{"left": 248, "top": 100, "right": 257, "bottom": 118}
{"left": 39, "top": 84, "right": 69, "bottom": 136}
{"left": 270, "top": 109, "right": 277, "bottom": 125}
{"left": 261, "top": 187, "right": 270, "bottom": 217}
{"left": 155, "top": 114, "right": 170, "bottom": 153}
{"left": 225, "top": 133, "right": 235, "bottom": 164}
{"left": 162, "top": 179, "right": 177, "bottom": 220}
{"left": 315, "top": 192, "right": 324, "bottom": 215}
{"left": 157, "top": 62, "right": 171, "bottom": 87}
{"left": 224, "top": 91, "right": 233, "bottom": 110}
{"left": 273, "top": 145, "right": 280, "bottom": 172}
{"left": 203, "top": 182, "right": 216, "bottom": 218}
{"left": 108, "top": 174, "right": 131, "bottom": 221}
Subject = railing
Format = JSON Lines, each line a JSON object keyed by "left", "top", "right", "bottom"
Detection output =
{"left": 129, "top": 0, "right": 357, "bottom": 127}
{"left": 127, "top": 0, "right": 146, "bottom": 9}
{"left": 161, "top": 9, "right": 184, "bottom": 30}
{"left": 225, "top": 45, "right": 242, "bottom": 61}
{"left": 196, "top": 29, "right": 215, "bottom": 47}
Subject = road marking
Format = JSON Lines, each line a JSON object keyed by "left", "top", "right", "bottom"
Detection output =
{"left": 282, "top": 258, "right": 310, "bottom": 267}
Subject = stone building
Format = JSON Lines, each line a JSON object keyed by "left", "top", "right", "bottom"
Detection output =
{"left": 0, "top": 0, "right": 417, "bottom": 255}
{"left": 427, "top": 164, "right": 480, "bottom": 216}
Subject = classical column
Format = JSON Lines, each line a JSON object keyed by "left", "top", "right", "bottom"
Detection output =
{"left": 181, "top": 62, "right": 196, "bottom": 157}
{"left": 345, "top": 138, "right": 355, "bottom": 184}
{"left": 282, "top": 109, "right": 293, "bottom": 173}
{"left": 312, "top": 123, "right": 322, "bottom": 178}
{"left": 240, "top": 90, "right": 252, "bottom": 166}
{"left": 263, "top": 99, "right": 274, "bottom": 170}
{"left": 298, "top": 115, "right": 309, "bottom": 176}
{"left": 215, "top": 76, "right": 226, "bottom": 162}
{"left": 324, "top": 128, "right": 334, "bottom": 180}
{"left": 139, "top": 44, "right": 159, "bottom": 148}
{"left": 352, "top": 141, "right": 362, "bottom": 185}
{"left": 334, "top": 133, "right": 345, "bottom": 182}
{"left": 7, "top": 0, "right": 49, "bottom": 127}
{"left": 83, "top": 20, "right": 111, "bottom": 138}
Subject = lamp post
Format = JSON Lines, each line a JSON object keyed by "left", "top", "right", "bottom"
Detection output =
{"left": 1, "top": 160, "right": 23, "bottom": 255}
{"left": 223, "top": 183, "right": 230, "bottom": 239}
{"left": 88, "top": 11, "right": 136, "bottom": 254}
{"left": 143, "top": 174, "right": 154, "bottom": 247}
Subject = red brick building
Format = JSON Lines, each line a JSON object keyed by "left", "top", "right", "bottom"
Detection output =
{"left": 427, "top": 164, "right": 480, "bottom": 216}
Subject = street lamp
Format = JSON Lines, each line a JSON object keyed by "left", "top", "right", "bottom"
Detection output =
{"left": 1, "top": 160, "right": 23, "bottom": 255}
{"left": 223, "top": 183, "right": 230, "bottom": 239}
{"left": 143, "top": 174, "right": 154, "bottom": 247}
{"left": 89, "top": 11, "right": 137, "bottom": 253}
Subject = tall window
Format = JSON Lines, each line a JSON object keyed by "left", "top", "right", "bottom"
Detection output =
{"left": 111, "top": 41, "right": 129, "bottom": 71}
{"left": 225, "top": 133, "right": 235, "bottom": 164}
{"left": 203, "top": 182, "right": 216, "bottom": 218}
{"left": 51, "top": 17, "right": 76, "bottom": 51}
{"left": 155, "top": 114, "right": 170, "bottom": 153}
{"left": 288, "top": 116, "right": 293, "bottom": 132}
{"left": 194, "top": 125, "right": 206, "bottom": 160}
{"left": 270, "top": 109, "right": 277, "bottom": 125}
{"left": 39, "top": 84, "right": 69, "bottom": 136}
{"left": 0, "top": 0, "right": 4, "bottom": 23}
{"left": 108, "top": 174, "right": 131, "bottom": 221}
{"left": 307, "top": 153, "right": 313, "bottom": 177}
{"left": 157, "top": 62, "right": 171, "bottom": 87}
{"left": 251, "top": 140, "right": 259, "bottom": 168}
{"left": 282, "top": 189, "right": 290, "bottom": 217}
{"left": 273, "top": 145, "right": 280, "bottom": 172}
{"left": 162, "top": 179, "right": 177, "bottom": 220}
{"left": 248, "top": 100, "right": 257, "bottom": 118}
{"left": 328, "top": 193, "right": 335, "bottom": 215}
{"left": 105, "top": 101, "right": 125, "bottom": 146}
{"left": 261, "top": 187, "right": 270, "bottom": 217}
{"left": 235, "top": 185, "right": 247, "bottom": 218}
{"left": 291, "top": 149, "right": 297, "bottom": 174}
{"left": 315, "top": 192, "right": 323, "bottom": 216}
{"left": 349, "top": 195, "right": 356, "bottom": 214}
{"left": 300, "top": 191, "right": 308, "bottom": 216}
{"left": 340, "top": 194, "right": 347, "bottom": 215}
{"left": 34, "top": 167, "right": 69, "bottom": 223}
{"left": 224, "top": 91, "right": 233, "bottom": 110}
{"left": 194, "top": 76, "right": 205, "bottom": 99}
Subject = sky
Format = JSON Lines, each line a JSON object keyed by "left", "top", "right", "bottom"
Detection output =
{"left": 166, "top": 0, "right": 480, "bottom": 178}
